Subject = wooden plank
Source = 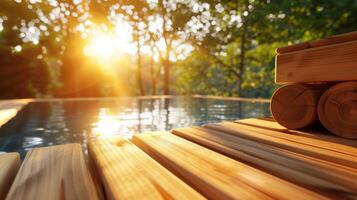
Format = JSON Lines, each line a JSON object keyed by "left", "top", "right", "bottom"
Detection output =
{"left": 133, "top": 132, "right": 328, "bottom": 200}
{"left": 310, "top": 31, "right": 357, "bottom": 48}
{"left": 237, "top": 118, "right": 357, "bottom": 147}
{"left": 5, "top": 144, "right": 98, "bottom": 200}
{"left": 87, "top": 137, "right": 204, "bottom": 200}
{"left": 172, "top": 127, "right": 357, "bottom": 198}
{"left": 276, "top": 31, "right": 357, "bottom": 54}
{"left": 0, "top": 153, "right": 21, "bottom": 200}
{"left": 230, "top": 120, "right": 357, "bottom": 157}
{"left": 205, "top": 122, "right": 357, "bottom": 169}
{"left": 275, "top": 40, "right": 357, "bottom": 83}
{"left": 276, "top": 42, "right": 310, "bottom": 54}
{"left": 0, "top": 99, "right": 32, "bottom": 127}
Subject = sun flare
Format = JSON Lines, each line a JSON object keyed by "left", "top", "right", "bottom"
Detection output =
{"left": 83, "top": 33, "right": 118, "bottom": 58}
{"left": 83, "top": 20, "right": 135, "bottom": 62}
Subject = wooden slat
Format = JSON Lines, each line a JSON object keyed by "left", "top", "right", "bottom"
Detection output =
{"left": 276, "top": 31, "right": 357, "bottom": 54}
{"left": 205, "top": 122, "right": 357, "bottom": 169}
{"left": 310, "top": 31, "right": 357, "bottom": 48}
{"left": 87, "top": 137, "right": 204, "bottom": 200}
{"left": 5, "top": 144, "right": 98, "bottom": 200}
{"left": 237, "top": 118, "right": 357, "bottom": 147}
{"left": 276, "top": 42, "right": 310, "bottom": 54}
{"left": 0, "top": 153, "right": 21, "bottom": 200}
{"left": 275, "top": 40, "right": 357, "bottom": 83}
{"left": 231, "top": 120, "right": 357, "bottom": 156}
{"left": 133, "top": 132, "right": 328, "bottom": 200}
{"left": 172, "top": 127, "right": 357, "bottom": 198}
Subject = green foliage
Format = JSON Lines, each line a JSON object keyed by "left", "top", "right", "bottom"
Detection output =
{"left": 0, "top": 0, "right": 356, "bottom": 99}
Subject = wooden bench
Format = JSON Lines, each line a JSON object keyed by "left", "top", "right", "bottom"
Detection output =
{"left": 133, "top": 132, "right": 327, "bottom": 200}
{"left": 5, "top": 144, "right": 98, "bottom": 200}
{"left": 0, "top": 153, "right": 21, "bottom": 199}
{"left": 172, "top": 126, "right": 357, "bottom": 199}
{"left": 205, "top": 122, "right": 357, "bottom": 169}
{"left": 275, "top": 32, "right": 357, "bottom": 83}
{"left": 88, "top": 137, "right": 204, "bottom": 200}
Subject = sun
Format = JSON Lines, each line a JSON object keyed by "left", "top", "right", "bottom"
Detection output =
{"left": 83, "top": 33, "right": 117, "bottom": 58}
{"left": 83, "top": 20, "right": 135, "bottom": 61}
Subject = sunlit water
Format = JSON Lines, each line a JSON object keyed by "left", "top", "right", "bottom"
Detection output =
{"left": 0, "top": 97, "right": 270, "bottom": 158}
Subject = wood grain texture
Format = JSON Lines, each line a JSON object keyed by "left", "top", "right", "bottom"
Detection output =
{"left": 236, "top": 118, "right": 357, "bottom": 147}
{"left": 276, "top": 42, "right": 310, "bottom": 54}
{"left": 205, "top": 122, "right": 357, "bottom": 169}
{"left": 0, "top": 153, "right": 21, "bottom": 200}
{"left": 171, "top": 127, "right": 357, "bottom": 198}
{"left": 5, "top": 144, "right": 98, "bottom": 200}
{"left": 87, "top": 137, "right": 204, "bottom": 200}
{"left": 133, "top": 132, "right": 327, "bottom": 200}
{"left": 275, "top": 40, "right": 357, "bottom": 83}
{"left": 276, "top": 31, "right": 357, "bottom": 54}
{"left": 0, "top": 99, "right": 32, "bottom": 127}
{"left": 318, "top": 81, "right": 357, "bottom": 138}
{"left": 271, "top": 84, "right": 328, "bottom": 129}
{"left": 310, "top": 31, "right": 357, "bottom": 48}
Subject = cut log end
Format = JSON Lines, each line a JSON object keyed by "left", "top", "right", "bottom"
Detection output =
{"left": 271, "top": 84, "right": 328, "bottom": 129}
{"left": 318, "top": 81, "right": 357, "bottom": 139}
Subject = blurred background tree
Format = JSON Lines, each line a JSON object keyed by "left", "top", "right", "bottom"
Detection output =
{"left": 0, "top": 0, "right": 356, "bottom": 99}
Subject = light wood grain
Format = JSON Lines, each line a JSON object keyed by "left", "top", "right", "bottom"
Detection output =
{"left": 87, "top": 137, "right": 205, "bottom": 200}
{"left": 318, "top": 81, "right": 357, "bottom": 138}
{"left": 133, "top": 132, "right": 328, "bottom": 200}
{"left": 0, "top": 153, "right": 21, "bottom": 200}
{"left": 5, "top": 144, "right": 98, "bottom": 200}
{"left": 275, "top": 40, "right": 357, "bottom": 83}
{"left": 205, "top": 122, "right": 357, "bottom": 169}
{"left": 0, "top": 99, "right": 32, "bottom": 127}
{"left": 232, "top": 120, "right": 357, "bottom": 156}
{"left": 236, "top": 118, "right": 357, "bottom": 147}
{"left": 276, "top": 31, "right": 357, "bottom": 54}
{"left": 271, "top": 84, "right": 328, "bottom": 129}
{"left": 172, "top": 127, "right": 357, "bottom": 198}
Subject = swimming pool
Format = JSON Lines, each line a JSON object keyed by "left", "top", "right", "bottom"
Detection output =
{"left": 0, "top": 97, "right": 270, "bottom": 158}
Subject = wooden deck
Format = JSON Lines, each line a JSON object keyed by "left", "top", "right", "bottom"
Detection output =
{"left": 0, "top": 99, "right": 33, "bottom": 128}
{"left": 1, "top": 117, "right": 356, "bottom": 199}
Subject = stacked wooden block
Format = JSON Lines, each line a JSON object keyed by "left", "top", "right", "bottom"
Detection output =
{"left": 271, "top": 31, "right": 357, "bottom": 139}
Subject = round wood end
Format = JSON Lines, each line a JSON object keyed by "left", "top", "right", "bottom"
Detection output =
{"left": 318, "top": 81, "right": 357, "bottom": 139}
{"left": 271, "top": 84, "right": 319, "bottom": 129}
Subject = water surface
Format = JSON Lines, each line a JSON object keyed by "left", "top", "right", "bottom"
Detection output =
{"left": 0, "top": 97, "right": 270, "bottom": 157}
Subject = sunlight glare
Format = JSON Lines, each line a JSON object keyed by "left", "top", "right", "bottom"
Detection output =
{"left": 83, "top": 33, "right": 118, "bottom": 58}
{"left": 93, "top": 116, "right": 120, "bottom": 138}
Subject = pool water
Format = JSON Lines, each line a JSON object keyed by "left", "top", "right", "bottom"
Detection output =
{"left": 0, "top": 97, "right": 270, "bottom": 158}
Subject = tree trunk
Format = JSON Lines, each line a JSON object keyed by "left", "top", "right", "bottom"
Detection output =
{"left": 163, "top": 56, "right": 170, "bottom": 95}
{"left": 238, "top": 18, "right": 247, "bottom": 97}
{"left": 149, "top": 54, "right": 156, "bottom": 95}
{"left": 160, "top": 0, "right": 170, "bottom": 95}
{"left": 135, "top": 28, "right": 145, "bottom": 96}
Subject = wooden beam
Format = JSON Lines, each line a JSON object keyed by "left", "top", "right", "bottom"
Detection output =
{"left": 236, "top": 118, "right": 357, "bottom": 147}
{"left": 5, "top": 144, "right": 98, "bottom": 200}
{"left": 205, "top": 122, "right": 357, "bottom": 169}
{"left": 275, "top": 40, "right": 357, "bottom": 83}
{"left": 87, "top": 137, "right": 204, "bottom": 200}
{"left": 276, "top": 42, "right": 310, "bottom": 54}
{"left": 133, "top": 132, "right": 328, "bottom": 200}
{"left": 0, "top": 153, "right": 21, "bottom": 200}
{"left": 231, "top": 120, "right": 357, "bottom": 156}
{"left": 276, "top": 31, "right": 357, "bottom": 54}
{"left": 172, "top": 127, "right": 357, "bottom": 198}
{"left": 310, "top": 31, "right": 357, "bottom": 48}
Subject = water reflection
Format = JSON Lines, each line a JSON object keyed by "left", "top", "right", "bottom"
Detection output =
{"left": 0, "top": 97, "right": 270, "bottom": 158}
